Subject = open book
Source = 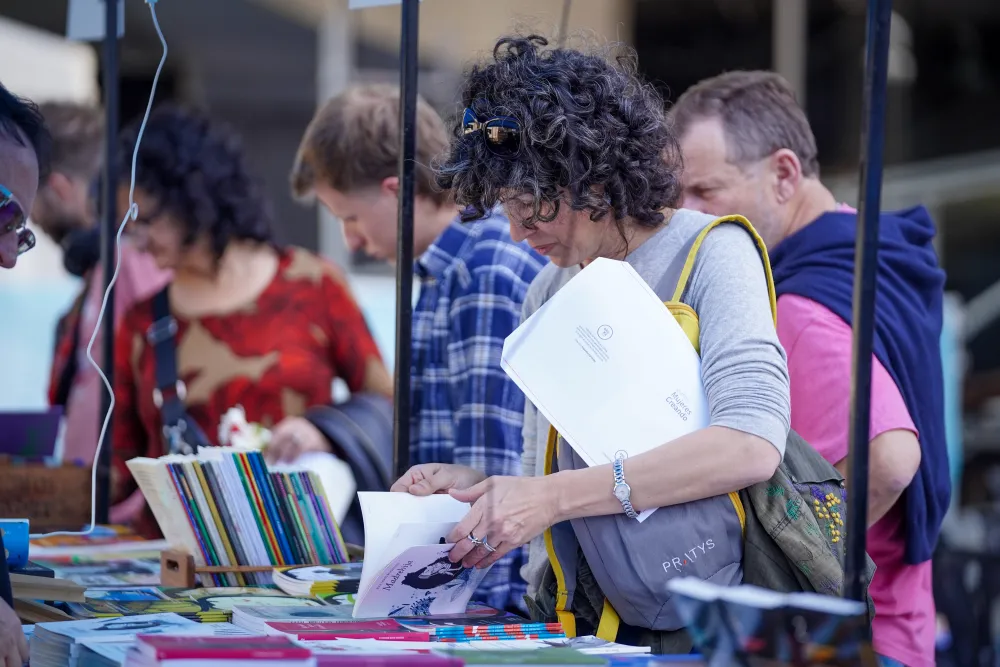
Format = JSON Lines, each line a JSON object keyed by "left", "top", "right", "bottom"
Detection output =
{"left": 500, "top": 258, "right": 709, "bottom": 520}
{"left": 351, "top": 492, "right": 491, "bottom": 619}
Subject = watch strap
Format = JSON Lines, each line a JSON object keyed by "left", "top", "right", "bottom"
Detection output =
{"left": 613, "top": 453, "right": 639, "bottom": 520}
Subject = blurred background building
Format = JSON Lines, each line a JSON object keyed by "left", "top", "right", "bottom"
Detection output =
{"left": 0, "top": 0, "right": 998, "bottom": 491}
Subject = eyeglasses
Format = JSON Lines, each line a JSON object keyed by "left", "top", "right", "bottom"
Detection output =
{"left": 0, "top": 185, "right": 36, "bottom": 257}
{"left": 462, "top": 107, "right": 521, "bottom": 157}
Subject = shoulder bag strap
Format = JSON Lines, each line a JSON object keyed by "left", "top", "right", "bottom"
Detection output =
{"left": 656, "top": 214, "right": 777, "bottom": 326}
{"left": 147, "top": 286, "right": 203, "bottom": 455}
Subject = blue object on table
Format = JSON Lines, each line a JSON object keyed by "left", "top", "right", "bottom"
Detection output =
{"left": 0, "top": 519, "right": 29, "bottom": 567}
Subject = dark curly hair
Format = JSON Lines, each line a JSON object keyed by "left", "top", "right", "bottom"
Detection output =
{"left": 435, "top": 35, "right": 683, "bottom": 234}
{"left": 118, "top": 104, "right": 274, "bottom": 260}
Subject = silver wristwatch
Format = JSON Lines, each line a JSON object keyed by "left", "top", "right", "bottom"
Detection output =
{"left": 613, "top": 450, "right": 639, "bottom": 520}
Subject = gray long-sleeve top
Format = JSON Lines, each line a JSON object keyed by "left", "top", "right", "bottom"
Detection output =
{"left": 519, "top": 207, "right": 791, "bottom": 595}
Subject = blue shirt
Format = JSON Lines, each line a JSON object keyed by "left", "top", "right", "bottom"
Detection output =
{"left": 411, "top": 210, "right": 546, "bottom": 611}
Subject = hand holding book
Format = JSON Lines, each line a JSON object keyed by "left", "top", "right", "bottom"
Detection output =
{"left": 444, "top": 476, "right": 558, "bottom": 570}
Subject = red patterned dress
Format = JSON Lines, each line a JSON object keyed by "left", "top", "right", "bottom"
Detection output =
{"left": 111, "top": 247, "right": 388, "bottom": 537}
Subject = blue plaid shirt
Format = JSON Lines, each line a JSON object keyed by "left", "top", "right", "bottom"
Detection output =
{"left": 411, "top": 210, "right": 546, "bottom": 612}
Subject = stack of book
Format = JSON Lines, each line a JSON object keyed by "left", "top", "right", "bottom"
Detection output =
{"left": 123, "top": 635, "right": 314, "bottom": 667}
{"left": 273, "top": 564, "right": 362, "bottom": 598}
{"left": 127, "top": 448, "right": 348, "bottom": 586}
{"left": 231, "top": 606, "right": 565, "bottom": 644}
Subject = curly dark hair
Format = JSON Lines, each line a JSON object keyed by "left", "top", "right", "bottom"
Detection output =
{"left": 118, "top": 104, "right": 274, "bottom": 260}
{"left": 435, "top": 35, "right": 683, "bottom": 233}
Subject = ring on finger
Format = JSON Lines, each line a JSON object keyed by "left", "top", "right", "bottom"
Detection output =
{"left": 481, "top": 536, "right": 497, "bottom": 553}
{"left": 467, "top": 533, "right": 483, "bottom": 546}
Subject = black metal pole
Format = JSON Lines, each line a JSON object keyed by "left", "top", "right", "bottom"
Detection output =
{"left": 392, "top": 0, "right": 419, "bottom": 480}
{"left": 96, "top": 0, "right": 120, "bottom": 526}
{"left": 844, "top": 0, "right": 893, "bottom": 603}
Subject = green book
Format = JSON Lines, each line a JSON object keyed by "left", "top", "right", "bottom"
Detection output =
{"left": 451, "top": 648, "right": 607, "bottom": 665}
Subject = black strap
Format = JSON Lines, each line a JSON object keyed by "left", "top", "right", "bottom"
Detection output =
{"left": 147, "top": 286, "right": 203, "bottom": 455}
{"left": 53, "top": 308, "right": 83, "bottom": 408}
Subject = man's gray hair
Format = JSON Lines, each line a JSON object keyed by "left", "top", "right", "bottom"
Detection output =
{"left": 670, "top": 70, "right": 820, "bottom": 178}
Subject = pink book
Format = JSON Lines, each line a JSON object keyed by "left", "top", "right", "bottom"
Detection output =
{"left": 265, "top": 620, "right": 430, "bottom": 642}
{"left": 315, "top": 656, "right": 462, "bottom": 667}
{"left": 135, "top": 635, "right": 312, "bottom": 661}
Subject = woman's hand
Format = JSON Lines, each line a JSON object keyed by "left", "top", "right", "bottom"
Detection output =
{"left": 265, "top": 417, "right": 330, "bottom": 463}
{"left": 445, "top": 475, "right": 558, "bottom": 569}
{"left": 390, "top": 464, "right": 486, "bottom": 496}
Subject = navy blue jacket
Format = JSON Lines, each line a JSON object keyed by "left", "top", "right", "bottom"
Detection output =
{"left": 770, "top": 206, "right": 949, "bottom": 564}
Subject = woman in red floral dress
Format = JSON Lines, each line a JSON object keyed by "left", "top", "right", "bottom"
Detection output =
{"left": 110, "top": 105, "right": 392, "bottom": 536}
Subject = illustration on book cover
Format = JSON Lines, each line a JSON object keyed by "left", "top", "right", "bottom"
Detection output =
{"left": 357, "top": 545, "right": 489, "bottom": 618}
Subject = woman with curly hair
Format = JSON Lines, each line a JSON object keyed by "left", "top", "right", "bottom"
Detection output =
{"left": 391, "top": 36, "right": 792, "bottom": 648}
{"left": 110, "top": 105, "right": 392, "bottom": 535}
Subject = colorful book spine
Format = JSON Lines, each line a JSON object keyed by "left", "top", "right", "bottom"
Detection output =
{"left": 158, "top": 450, "right": 348, "bottom": 576}
{"left": 166, "top": 463, "right": 221, "bottom": 586}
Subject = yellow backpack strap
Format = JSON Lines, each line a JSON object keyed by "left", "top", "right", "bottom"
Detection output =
{"left": 542, "top": 427, "right": 577, "bottom": 637}
{"left": 596, "top": 599, "right": 621, "bottom": 641}
{"left": 671, "top": 214, "right": 777, "bottom": 327}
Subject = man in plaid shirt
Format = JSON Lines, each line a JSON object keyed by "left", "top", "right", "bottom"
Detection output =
{"left": 291, "top": 84, "right": 544, "bottom": 612}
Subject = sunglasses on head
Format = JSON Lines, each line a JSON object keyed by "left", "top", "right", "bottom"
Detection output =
{"left": 0, "top": 185, "right": 36, "bottom": 257}
{"left": 462, "top": 107, "right": 521, "bottom": 157}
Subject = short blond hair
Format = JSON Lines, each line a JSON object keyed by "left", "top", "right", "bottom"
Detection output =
{"left": 291, "top": 84, "right": 450, "bottom": 205}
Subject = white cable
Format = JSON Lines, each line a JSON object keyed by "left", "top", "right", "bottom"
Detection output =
{"left": 30, "top": 0, "right": 168, "bottom": 539}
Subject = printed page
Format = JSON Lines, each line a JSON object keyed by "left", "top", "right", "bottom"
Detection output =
{"left": 501, "top": 258, "right": 709, "bottom": 517}
{"left": 357, "top": 493, "right": 470, "bottom": 600}
{"left": 352, "top": 544, "right": 490, "bottom": 619}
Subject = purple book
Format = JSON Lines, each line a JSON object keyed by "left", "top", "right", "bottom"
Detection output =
{"left": 0, "top": 408, "right": 62, "bottom": 460}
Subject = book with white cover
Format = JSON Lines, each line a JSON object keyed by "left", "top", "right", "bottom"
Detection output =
{"left": 500, "top": 257, "right": 710, "bottom": 520}
{"left": 351, "top": 492, "right": 492, "bottom": 618}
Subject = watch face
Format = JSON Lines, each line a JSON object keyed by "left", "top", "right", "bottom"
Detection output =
{"left": 614, "top": 483, "right": 629, "bottom": 502}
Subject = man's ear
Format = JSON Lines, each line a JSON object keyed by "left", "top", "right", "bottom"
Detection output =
{"left": 381, "top": 176, "right": 400, "bottom": 197}
{"left": 770, "top": 149, "right": 802, "bottom": 205}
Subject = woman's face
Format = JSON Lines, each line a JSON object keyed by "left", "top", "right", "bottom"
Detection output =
{"left": 503, "top": 194, "right": 618, "bottom": 268}
{"left": 119, "top": 186, "right": 186, "bottom": 270}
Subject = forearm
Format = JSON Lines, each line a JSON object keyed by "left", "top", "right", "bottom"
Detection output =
{"left": 550, "top": 426, "right": 781, "bottom": 523}
{"left": 835, "top": 429, "right": 921, "bottom": 526}
{"left": 835, "top": 460, "right": 904, "bottom": 526}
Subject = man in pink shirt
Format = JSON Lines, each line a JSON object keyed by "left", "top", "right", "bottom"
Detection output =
{"left": 31, "top": 102, "right": 171, "bottom": 465}
{"left": 672, "top": 71, "right": 949, "bottom": 667}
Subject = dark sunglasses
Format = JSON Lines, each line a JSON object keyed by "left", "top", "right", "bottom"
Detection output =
{"left": 0, "top": 185, "right": 36, "bottom": 256}
{"left": 462, "top": 107, "right": 521, "bottom": 157}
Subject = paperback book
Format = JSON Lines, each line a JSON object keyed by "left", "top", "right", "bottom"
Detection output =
{"left": 273, "top": 564, "right": 362, "bottom": 598}
{"left": 352, "top": 492, "right": 490, "bottom": 618}
{"left": 127, "top": 447, "right": 348, "bottom": 587}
